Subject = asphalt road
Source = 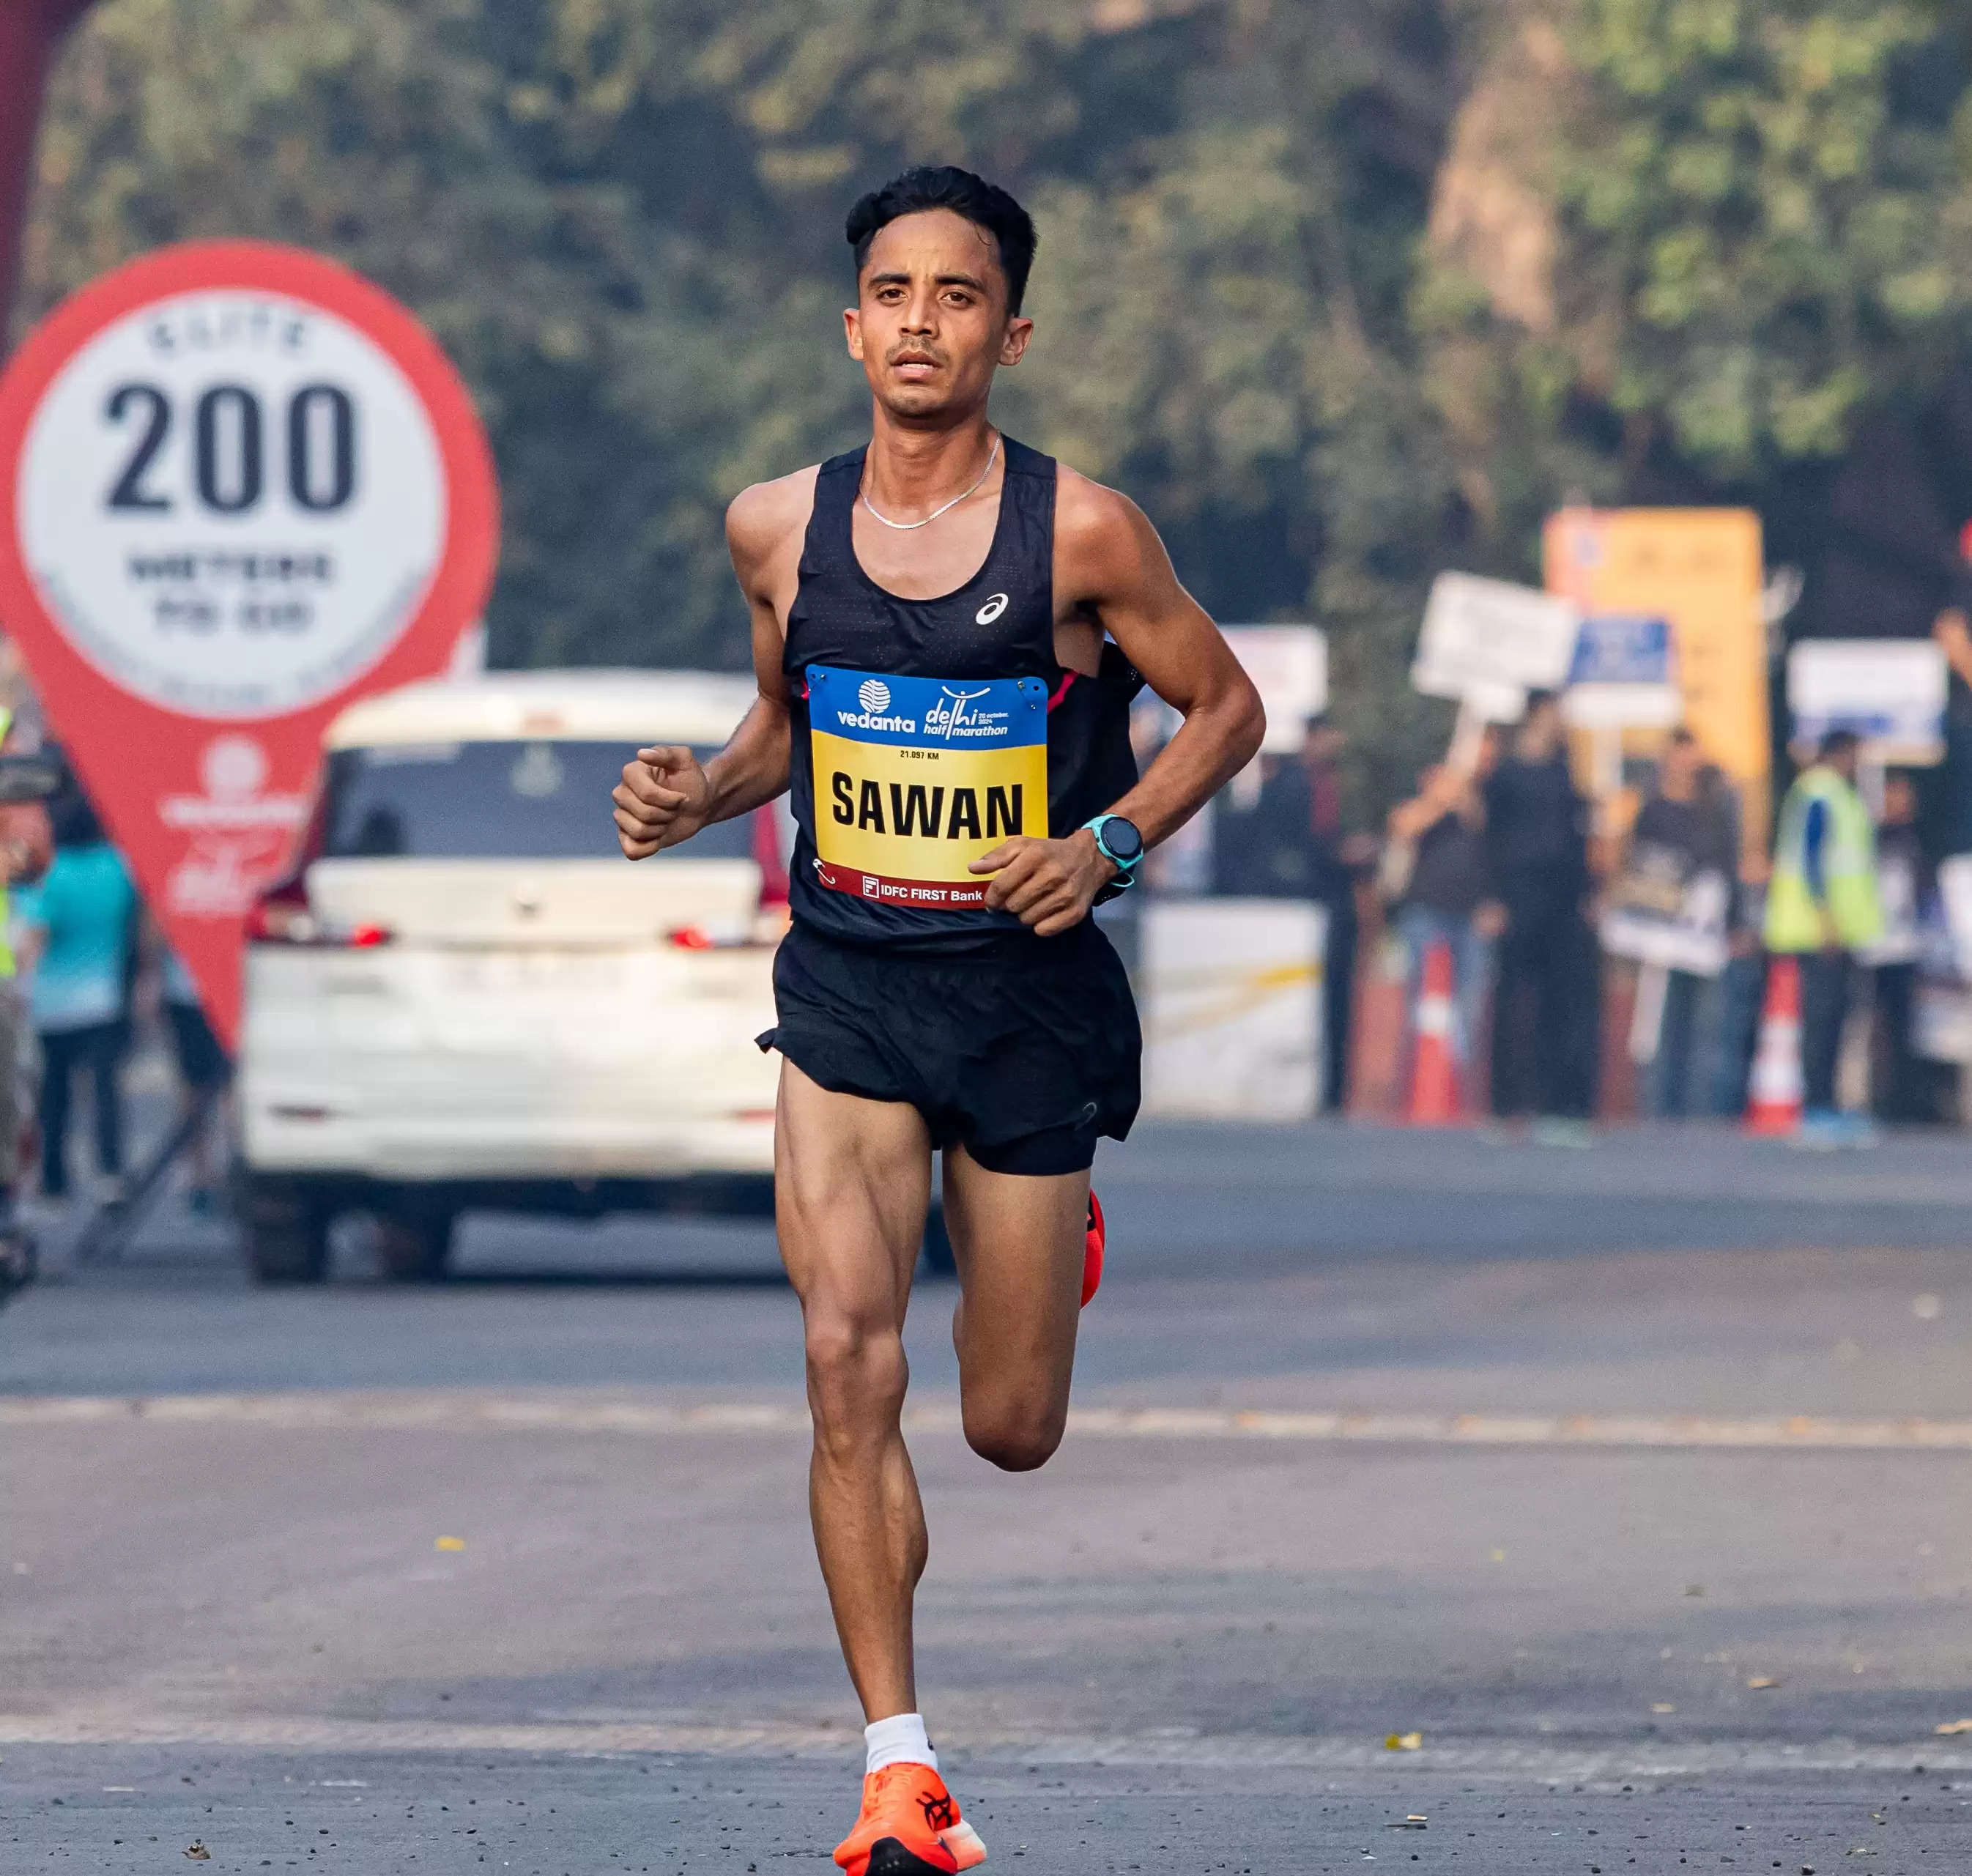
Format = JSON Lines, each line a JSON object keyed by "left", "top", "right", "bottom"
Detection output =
{"left": 7, "top": 1119, "right": 1972, "bottom": 1872}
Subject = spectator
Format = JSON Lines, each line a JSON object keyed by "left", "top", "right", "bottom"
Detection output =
{"left": 1709, "top": 853, "right": 1769, "bottom": 1119}
{"left": 1765, "top": 728, "right": 1883, "bottom": 1147}
{"left": 1616, "top": 728, "right": 1739, "bottom": 1116}
{"left": 1864, "top": 770, "right": 1927, "bottom": 1123}
{"left": 1385, "top": 747, "right": 1501, "bottom": 1097}
{"left": 20, "top": 787, "right": 137, "bottom": 1204}
{"left": 1931, "top": 608, "right": 1972, "bottom": 853}
{"left": 1209, "top": 754, "right": 1288, "bottom": 899}
{"left": 1483, "top": 689, "right": 1598, "bottom": 1140}
{"left": 1297, "top": 716, "right": 1376, "bottom": 1113}
{"left": 0, "top": 715, "right": 52, "bottom": 1267}
{"left": 1215, "top": 718, "right": 1373, "bottom": 1112}
{"left": 160, "top": 946, "right": 232, "bottom": 1215}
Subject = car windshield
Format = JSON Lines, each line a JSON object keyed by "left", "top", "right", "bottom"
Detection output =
{"left": 322, "top": 741, "right": 753, "bottom": 861}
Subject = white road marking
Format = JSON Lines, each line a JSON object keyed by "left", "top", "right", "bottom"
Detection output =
{"left": 4, "top": 1390, "right": 1972, "bottom": 1453}
{"left": 0, "top": 1711, "right": 1965, "bottom": 1779}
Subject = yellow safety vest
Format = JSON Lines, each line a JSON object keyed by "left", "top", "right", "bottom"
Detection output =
{"left": 1765, "top": 765, "right": 1883, "bottom": 953}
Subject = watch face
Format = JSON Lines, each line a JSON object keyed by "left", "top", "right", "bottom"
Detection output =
{"left": 1103, "top": 816, "right": 1143, "bottom": 862}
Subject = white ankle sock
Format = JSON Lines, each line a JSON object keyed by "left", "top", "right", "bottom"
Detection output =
{"left": 864, "top": 1711, "right": 936, "bottom": 1775}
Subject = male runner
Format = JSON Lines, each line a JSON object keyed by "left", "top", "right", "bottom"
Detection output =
{"left": 613, "top": 166, "right": 1264, "bottom": 1875}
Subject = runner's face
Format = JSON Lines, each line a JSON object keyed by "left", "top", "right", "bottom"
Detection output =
{"left": 845, "top": 210, "right": 1033, "bottom": 420}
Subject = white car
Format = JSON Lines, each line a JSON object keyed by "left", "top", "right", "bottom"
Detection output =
{"left": 237, "top": 669, "right": 784, "bottom": 1282}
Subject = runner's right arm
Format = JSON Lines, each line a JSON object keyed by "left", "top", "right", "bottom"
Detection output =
{"left": 613, "top": 472, "right": 813, "bottom": 860}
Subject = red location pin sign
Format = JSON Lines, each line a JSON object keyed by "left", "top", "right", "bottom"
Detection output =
{"left": 0, "top": 240, "right": 497, "bottom": 1046}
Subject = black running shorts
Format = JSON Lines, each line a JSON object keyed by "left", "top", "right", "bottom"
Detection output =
{"left": 758, "top": 920, "right": 1141, "bottom": 1176}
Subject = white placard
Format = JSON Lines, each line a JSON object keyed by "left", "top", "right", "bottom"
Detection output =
{"left": 1915, "top": 982, "right": 1972, "bottom": 1064}
{"left": 1141, "top": 898, "right": 1327, "bottom": 1119}
{"left": 1935, "top": 853, "right": 1972, "bottom": 980}
{"left": 1563, "top": 681, "right": 1685, "bottom": 730}
{"left": 1412, "top": 573, "right": 1578, "bottom": 712}
{"left": 1221, "top": 625, "right": 1327, "bottom": 755}
{"left": 18, "top": 289, "right": 447, "bottom": 719}
{"left": 1600, "top": 869, "right": 1730, "bottom": 976}
{"left": 1787, "top": 639, "right": 1946, "bottom": 764}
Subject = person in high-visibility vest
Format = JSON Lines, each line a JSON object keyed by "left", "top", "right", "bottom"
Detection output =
{"left": 1765, "top": 728, "right": 1883, "bottom": 1146}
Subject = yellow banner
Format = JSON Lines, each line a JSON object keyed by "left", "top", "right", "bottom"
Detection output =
{"left": 1545, "top": 507, "right": 1770, "bottom": 847}
{"left": 812, "top": 729, "right": 1048, "bottom": 886}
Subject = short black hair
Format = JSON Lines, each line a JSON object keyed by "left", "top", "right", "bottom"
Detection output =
{"left": 1820, "top": 727, "right": 1862, "bottom": 760}
{"left": 846, "top": 166, "right": 1037, "bottom": 314}
{"left": 1524, "top": 688, "right": 1560, "bottom": 714}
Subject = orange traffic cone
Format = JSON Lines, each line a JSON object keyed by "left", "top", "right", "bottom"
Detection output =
{"left": 1407, "top": 940, "right": 1461, "bottom": 1124}
{"left": 1744, "top": 954, "right": 1804, "bottom": 1136}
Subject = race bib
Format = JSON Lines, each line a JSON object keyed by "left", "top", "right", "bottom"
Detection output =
{"left": 807, "top": 664, "right": 1049, "bottom": 909}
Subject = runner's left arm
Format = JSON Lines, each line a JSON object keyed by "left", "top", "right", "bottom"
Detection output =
{"left": 971, "top": 470, "right": 1264, "bottom": 933}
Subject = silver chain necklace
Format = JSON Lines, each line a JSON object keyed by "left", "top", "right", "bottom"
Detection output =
{"left": 860, "top": 433, "right": 1001, "bottom": 531}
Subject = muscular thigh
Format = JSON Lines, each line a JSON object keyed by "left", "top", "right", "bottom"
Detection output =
{"left": 941, "top": 1146, "right": 1086, "bottom": 1420}
{"left": 774, "top": 1058, "right": 933, "bottom": 1330}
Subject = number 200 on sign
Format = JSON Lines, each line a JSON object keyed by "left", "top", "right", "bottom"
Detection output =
{"left": 103, "top": 382, "right": 356, "bottom": 516}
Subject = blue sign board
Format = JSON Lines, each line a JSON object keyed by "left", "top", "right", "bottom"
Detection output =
{"left": 1568, "top": 615, "right": 1673, "bottom": 687}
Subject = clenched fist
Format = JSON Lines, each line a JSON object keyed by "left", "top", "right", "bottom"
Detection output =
{"left": 613, "top": 746, "right": 713, "bottom": 860}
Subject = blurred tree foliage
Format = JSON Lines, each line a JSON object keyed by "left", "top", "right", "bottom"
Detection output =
{"left": 17, "top": 0, "right": 1972, "bottom": 812}
{"left": 1422, "top": 0, "right": 1972, "bottom": 579}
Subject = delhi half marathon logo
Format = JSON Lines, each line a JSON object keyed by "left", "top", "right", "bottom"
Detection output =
{"left": 858, "top": 679, "right": 891, "bottom": 713}
{"left": 924, "top": 685, "right": 1004, "bottom": 741}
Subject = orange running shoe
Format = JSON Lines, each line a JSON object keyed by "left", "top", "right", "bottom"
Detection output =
{"left": 1080, "top": 1189, "right": 1105, "bottom": 1308}
{"left": 833, "top": 1762, "right": 987, "bottom": 1875}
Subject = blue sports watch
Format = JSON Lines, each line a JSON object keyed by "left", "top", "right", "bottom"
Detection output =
{"left": 1083, "top": 813, "right": 1143, "bottom": 890}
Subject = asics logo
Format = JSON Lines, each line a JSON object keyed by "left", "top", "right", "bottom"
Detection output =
{"left": 919, "top": 1793, "right": 957, "bottom": 1831}
{"left": 975, "top": 593, "right": 1009, "bottom": 625}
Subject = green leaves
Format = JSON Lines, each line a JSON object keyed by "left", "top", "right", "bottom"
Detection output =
{"left": 1538, "top": 0, "right": 1965, "bottom": 475}
{"left": 1407, "top": 0, "right": 1972, "bottom": 653}
{"left": 20, "top": 0, "right": 1970, "bottom": 815}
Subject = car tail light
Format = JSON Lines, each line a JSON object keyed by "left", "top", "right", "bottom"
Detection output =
{"left": 751, "top": 802, "right": 792, "bottom": 943}
{"left": 752, "top": 804, "right": 790, "bottom": 908}
{"left": 245, "top": 880, "right": 315, "bottom": 943}
{"left": 246, "top": 893, "right": 395, "bottom": 949}
{"left": 662, "top": 807, "right": 791, "bottom": 951}
{"left": 246, "top": 872, "right": 393, "bottom": 950}
{"left": 245, "top": 782, "right": 333, "bottom": 944}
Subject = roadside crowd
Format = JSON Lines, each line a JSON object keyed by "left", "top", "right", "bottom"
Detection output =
{"left": 1214, "top": 687, "right": 1924, "bottom": 1145}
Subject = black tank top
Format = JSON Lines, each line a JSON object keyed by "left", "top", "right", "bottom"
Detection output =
{"left": 784, "top": 436, "right": 1141, "bottom": 954}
